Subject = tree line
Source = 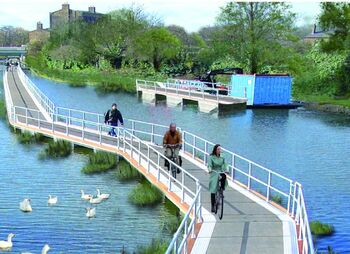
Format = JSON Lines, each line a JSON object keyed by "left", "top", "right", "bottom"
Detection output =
{"left": 4, "top": 2, "right": 350, "bottom": 98}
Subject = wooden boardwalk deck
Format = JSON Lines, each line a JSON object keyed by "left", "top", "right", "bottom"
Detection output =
{"left": 4, "top": 67, "right": 292, "bottom": 254}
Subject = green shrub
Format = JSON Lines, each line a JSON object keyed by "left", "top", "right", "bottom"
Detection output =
{"left": 17, "top": 131, "right": 46, "bottom": 144}
{"left": 39, "top": 139, "right": 72, "bottom": 159}
{"left": 271, "top": 194, "right": 283, "bottom": 205}
{"left": 160, "top": 214, "right": 182, "bottom": 234}
{"left": 81, "top": 151, "right": 117, "bottom": 174}
{"left": 310, "top": 221, "right": 334, "bottom": 237}
{"left": 128, "top": 180, "right": 163, "bottom": 206}
{"left": 136, "top": 239, "right": 168, "bottom": 254}
{"left": 116, "top": 159, "right": 143, "bottom": 181}
{"left": 0, "top": 98, "right": 6, "bottom": 119}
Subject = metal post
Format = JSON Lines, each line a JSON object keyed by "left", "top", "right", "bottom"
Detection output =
{"left": 231, "top": 154, "right": 235, "bottom": 179}
{"left": 181, "top": 170, "right": 185, "bottom": 203}
{"left": 25, "top": 108, "right": 28, "bottom": 125}
{"left": 151, "top": 125, "right": 155, "bottom": 144}
{"left": 138, "top": 141, "right": 141, "bottom": 165}
{"left": 99, "top": 125, "right": 102, "bottom": 144}
{"left": 247, "top": 162, "right": 252, "bottom": 190}
{"left": 266, "top": 171, "right": 271, "bottom": 201}
{"left": 147, "top": 146, "right": 151, "bottom": 173}
{"left": 132, "top": 121, "right": 135, "bottom": 136}
{"left": 204, "top": 141, "right": 208, "bottom": 164}
{"left": 192, "top": 136, "right": 196, "bottom": 158}
{"left": 157, "top": 153, "right": 160, "bottom": 181}
{"left": 284, "top": 182, "right": 291, "bottom": 215}
{"left": 68, "top": 109, "right": 71, "bottom": 125}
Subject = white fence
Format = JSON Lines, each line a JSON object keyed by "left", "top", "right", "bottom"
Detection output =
{"left": 4, "top": 69, "right": 314, "bottom": 254}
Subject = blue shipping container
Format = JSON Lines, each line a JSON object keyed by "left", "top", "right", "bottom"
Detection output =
{"left": 230, "top": 75, "right": 292, "bottom": 106}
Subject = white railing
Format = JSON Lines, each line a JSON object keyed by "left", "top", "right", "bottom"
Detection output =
{"left": 167, "top": 78, "right": 230, "bottom": 93}
{"left": 3, "top": 70, "right": 14, "bottom": 120}
{"left": 17, "top": 66, "right": 55, "bottom": 117}
{"left": 136, "top": 79, "right": 244, "bottom": 103}
{"left": 165, "top": 186, "right": 202, "bottom": 254}
{"left": 10, "top": 104, "right": 202, "bottom": 254}
{"left": 5, "top": 70, "right": 314, "bottom": 253}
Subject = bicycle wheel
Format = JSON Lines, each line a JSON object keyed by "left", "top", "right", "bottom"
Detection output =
{"left": 214, "top": 192, "right": 219, "bottom": 214}
{"left": 218, "top": 192, "right": 224, "bottom": 220}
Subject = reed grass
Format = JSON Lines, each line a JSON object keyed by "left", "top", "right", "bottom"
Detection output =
{"left": 128, "top": 180, "right": 163, "bottom": 206}
{"left": 136, "top": 239, "right": 168, "bottom": 254}
{"left": 310, "top": 221, "right": 334, "bottom": 237}
{"left": 81, "top": 151, "right": 117, "bottom": 174}
{"left": 116, "top": 159, "right": 143, "bottom": 181}
{"left": 39, "top": 139, "right": 72, "bottom": 159}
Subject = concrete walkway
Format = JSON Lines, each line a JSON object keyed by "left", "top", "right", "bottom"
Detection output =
{"left": 5, "top": 68, "right": 285, "bottom": 254}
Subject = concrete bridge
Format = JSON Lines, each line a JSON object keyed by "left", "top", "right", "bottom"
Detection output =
{"left": 2, "top": 66, "right": 314, "bottom": 254}
{"left": 0, "top": 46, "right": 26, "bottom": 58}
{"left": 136, "top": 80, "right": 247, "bottom": 113}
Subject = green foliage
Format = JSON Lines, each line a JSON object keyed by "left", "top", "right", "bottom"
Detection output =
{"left": 293, "top": 43, "right": 348, "bottom": 97}
{"left": 81, "top": 151, "right": 117, "bottom": 174}
{"left": 128, "top": 180, "right": 163, "bottom": 206}
{"left": 270, "top": 195, "right": 283, "bottom": 205}
{"left": 216, "top": 2, "right": 297, "bottom": 74}
{"left": 310, "top": 221, "right": 334, "bottom": 237}
{"left": 319, "top": 3, "right": 350, "bottom": 52}
{"left": 39, "top": 140, "right": 72, "bottom": 159}
{"left": 0, "top": 26, "right": 29, "bottom": 46}
{"left": 17, "top": 131, "right": 45, "bottom": 144}
{"left": 133, "top": 28, "right": 182, "bottom": 71}
{"left": 136, "top": 239, "right": 168, "bottom": 254}
{"left": 116, "top": 159, "right": 143, "bottom": 181}
{"left": 0, "top": 98, "right": 6, "bottom": 119}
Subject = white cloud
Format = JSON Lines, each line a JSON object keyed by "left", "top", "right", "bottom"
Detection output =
{"left": 0, "top": 0, "right": 320, "bottom": 32}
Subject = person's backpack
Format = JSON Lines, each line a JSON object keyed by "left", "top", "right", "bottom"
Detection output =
{"left": 104, "top": 110, "right": 110, "bottom": 124}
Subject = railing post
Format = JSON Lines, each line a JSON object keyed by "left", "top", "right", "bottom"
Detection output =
{"left": 266, "top": 171, "right": 271, "bottom": 202}
{"left": 68, "top": 109, "right": 71, "bottom": 125}
{"left": 147, "top": 146, "right": 151, "bottom": 173}
{"left": 131, "top": 121, "right": 135, "bottom": 136}
{"left": 25, "top": 108, "right": 28, "bottom": 126}
{"left": 157, "top": 153, "right": 160, "bottom": 181}
{"left": 231, "top": 154, "right": 235, "bottom": 179}
{"left": 287, "top": 182, "right": 292, "bottom": 215}
{"left": 181, "top": 170, "right": 185, "bottom": 203}
{"left": 204, "top": 141, "right": 208, "bottom": 164}
{"left": 247, "top": 162, "right": 252, "bottom": 190}
{"left": 151, "top": 124, "right": 155, "bottom": 144}
{"left": 192, "top": 136, "right": 195, "bottom": 158}
{"left": 138, "top": 140, "right": 141, "bottom": 165}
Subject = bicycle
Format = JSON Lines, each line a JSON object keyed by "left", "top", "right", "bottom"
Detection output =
{"left": 164, "top": 144, "right": 181, "bottom": 179}
{"left": 212, "top": 170, "right": 227, "bottom": 220}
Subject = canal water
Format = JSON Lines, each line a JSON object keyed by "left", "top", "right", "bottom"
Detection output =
{"left": 0, "top": 71, "right": 172, "bottom": 253}
{"left": 1, "top": 69, "right": 350, "bottom": 252}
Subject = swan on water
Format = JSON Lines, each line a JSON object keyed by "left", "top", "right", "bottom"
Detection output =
{"left": 89, "top": 196, "right": 103, "bottom": 204}
{"left": 21, "top": 244, "right": 50, "bottom": 254}
{"left": 96, "top": 189, "right": 110, "bottom": 200}
{"left": 48, "top": 195, "right": 58, "bottom": 205}
{"left": 20, "top": 198, "right": 32, "bottom": 212}
{"left": 0, "top": 233, "right": 15, "bottom": 250}
{"left": 81, "top": 190, "right": 92, "bottom": 200}
{"left": 86, "top": 207, "right": 96, "bottom": 218}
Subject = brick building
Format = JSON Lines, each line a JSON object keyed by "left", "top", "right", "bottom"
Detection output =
{"left": 28, "top": 22, "right": 50, "bottom": 43}
{"left": 304, "top": 24, "right": 331, "bottom": 44}
{"left": 50, "top": 3, "right": 103, "bottom": 29}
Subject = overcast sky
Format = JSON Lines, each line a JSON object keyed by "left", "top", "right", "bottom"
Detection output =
{"left": 0, "top": 0, "right": 321, "bottom": 32}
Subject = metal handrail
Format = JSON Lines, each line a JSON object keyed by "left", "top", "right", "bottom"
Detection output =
{"left": 17, "top": 66, "right": 55, "bottom": 116}
{"left": 11, "top": 105, "right": 202, "bottom": 254}
{"left": 5, "top": 70, "right": 314, "bottom": 253}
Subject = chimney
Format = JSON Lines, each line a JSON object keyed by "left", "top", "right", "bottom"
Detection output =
{"left": 62, "top": 3, "right": 70, "bottom": 10}
{"left": 37, "top": 22, "right": 43, "bottom": 30}
{"left": 88, "top": 6, "right": 96, "bottom": 13}
{"left": 312, "top": 24, "right": 316, "bottom": 34}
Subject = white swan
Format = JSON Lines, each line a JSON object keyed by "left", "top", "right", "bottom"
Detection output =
{"left": 86, "top": 207, "right": 96, "bottom": 218}
{"left": 81, "top": 190, "right": 92, "bottom": 201}
{"left": 89, "top": 196, "right": 103, "bottom": 204}
{"left": 21, "top": 244, "right": 50, "bottom": 254}
{"left": 48, "top": 195, "right": 58, "bottom": 205}
{"left": 20, "top": 198, "right": 32, "bottom": 212}
{"left": 41, "top": 244, "right": 50, "bottom": 254}
{"left": 0, "top": 233, "right": 15, "bottom": 250}
{"left": 96, "top": 189, "right": 110, "bottom": 200}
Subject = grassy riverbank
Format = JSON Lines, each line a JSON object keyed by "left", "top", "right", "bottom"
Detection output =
{"left": 297, "top": 95, "right": 350, "bottom": 108}
{"left": 26, "top": 55, "right": 167, "bottom": 93}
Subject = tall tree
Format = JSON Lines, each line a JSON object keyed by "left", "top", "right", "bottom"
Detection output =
{"left": 319, "top": 2, "right": 350, "bottom": 52}
{"left": 132, "top": 28, "right": 181, "bottom": 71}
{"left": 216, "top": 2, "right": 296, "bottom": 74}
{"left": 0, "top": 26, "right": 28, "bottom": 46}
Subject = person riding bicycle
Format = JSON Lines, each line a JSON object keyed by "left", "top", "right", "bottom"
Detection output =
{"left": 208, "top": 144, "right": 228, "bottom": 213}
{"left": 163, "top": 123, "right": 182, "bottom": 173}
